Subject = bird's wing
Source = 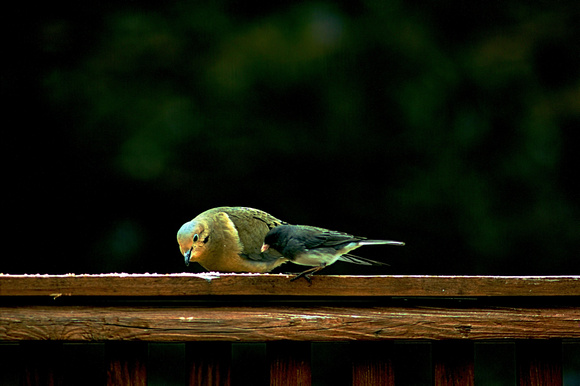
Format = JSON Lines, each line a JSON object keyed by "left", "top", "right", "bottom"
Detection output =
{"left": 301, "top": 228, "right": 362, "bottom": 249}
{"left": 223, "top": 207, "right": 287, "bottom": 262}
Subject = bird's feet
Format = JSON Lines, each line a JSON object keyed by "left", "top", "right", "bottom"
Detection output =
{"left": 290, "top": 265, "right": 326, "bottom": 283}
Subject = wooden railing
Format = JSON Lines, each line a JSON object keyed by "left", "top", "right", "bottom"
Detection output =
{"left": 1, "top": 274, "right": 579, "bottom": 385}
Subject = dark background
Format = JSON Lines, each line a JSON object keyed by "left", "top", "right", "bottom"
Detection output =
{"left": 3, "top": 0, "right": 579, "bottom": 275}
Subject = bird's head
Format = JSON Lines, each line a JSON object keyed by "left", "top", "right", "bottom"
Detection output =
{"left": 177, "top": 219, "right": 211, "bottom": 266}
{"left": 260, "top": 225, "right": 289, "bottom": 253}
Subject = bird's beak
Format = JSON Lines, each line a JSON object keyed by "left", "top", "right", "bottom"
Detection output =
{"left": 184, "top": 248, "right": 192, "bottom": 266}
{"left": 260, "top": 244, "right": 269, "bottom": 253}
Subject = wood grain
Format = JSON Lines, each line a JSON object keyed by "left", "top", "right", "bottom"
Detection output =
{"left": 106, "top": 342, "right": 147, "bottom": 386}
{"left": 1, "top": 305, "right": 580, "bottom": 342}
{"left": 516, "top": 341, "right": 562, "bottom": 386}
{"left": 2, "top": 275, "right": 575, "bottom": 384}
{"left": 2, "top": 274, "right": 580, "bottom": 297}
{"left": 186, "top": 342, "right": 231, "bottom": 386}
{"left": 351, "top": 341, "right": 395, "bottom": 385}
{"left": 433, "top": 341, "right": 474, "bottom": 386}
{"left": 269, "top": 342, "right": 311, "bottom": 385}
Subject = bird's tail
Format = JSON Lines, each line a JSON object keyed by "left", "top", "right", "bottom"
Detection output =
{"left": 338, "top": 240, "right": 403, "bottom": 266}
{"left": 359, "top": 240, "right": 405, "bottom": 247}
{"left": 338, "top": 254, "right": 389, "bottom": 266}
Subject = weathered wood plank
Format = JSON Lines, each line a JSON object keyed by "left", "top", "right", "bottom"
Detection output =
{"left": 1, "top": 305, "right": 580, "bottom": 342}
{"left": 2, "top": 274, "right": 580, "bottom": 297}
{"left": 433, "top": 341, "right": 474, "bottom": 386}
{"left": 517, "top": 341, "right": 562, "bottom": 386}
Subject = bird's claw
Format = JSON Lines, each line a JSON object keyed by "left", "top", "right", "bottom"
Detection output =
{"left": 289, "top": 265, "right": 325, "bottom": 283}
{"left": 290, "top": 271, "right": 313, "bottom": 283}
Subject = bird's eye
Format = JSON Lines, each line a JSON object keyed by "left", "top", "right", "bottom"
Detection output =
{"left": 203, "top": 236, "right": 209, "bottom": 244}
{"left": 193, "top": 234, "right": 199, "bottom": 242}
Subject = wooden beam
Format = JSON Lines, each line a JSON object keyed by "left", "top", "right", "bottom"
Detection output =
{"left": 2, "top": 274, "right": 580, "bottom": 297}
{"left": 1, "top": 305, "right": 580, "bottom": 342}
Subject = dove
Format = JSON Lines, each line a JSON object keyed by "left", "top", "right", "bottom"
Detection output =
{"left": 177, "top": 206, "right": 288, "bottom": 273}
{"left": 261, "top": 224, "right": 404, "bottom": 281}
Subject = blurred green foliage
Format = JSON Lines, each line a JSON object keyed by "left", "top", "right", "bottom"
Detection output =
{"left": 4, "top": 0, "right": 580, "bottom": 274}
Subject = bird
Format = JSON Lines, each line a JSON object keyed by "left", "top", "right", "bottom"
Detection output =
{"left": 261, "top": 224, "right": 404, "bottom": 281}
{"left": 177, "top": 206, "right": 290, "bottom": 273}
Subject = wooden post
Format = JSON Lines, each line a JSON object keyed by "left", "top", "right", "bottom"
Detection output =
{"left": 186, "top": 342, "right": 231, "bottom": 386}
{"left": 433, "top": 341, "right": 474, "bottom": 386}
{"left": 351, "top": 341, "right": 395, "bottom": 386}
{"left": 269, "top": 342, "right": 311, "bottom": 385}
{"left": 106, "top": 342, "right": 147, "bottom": 386}
{"left": 517, "top": 340, "right": 562, "bottom": 386}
